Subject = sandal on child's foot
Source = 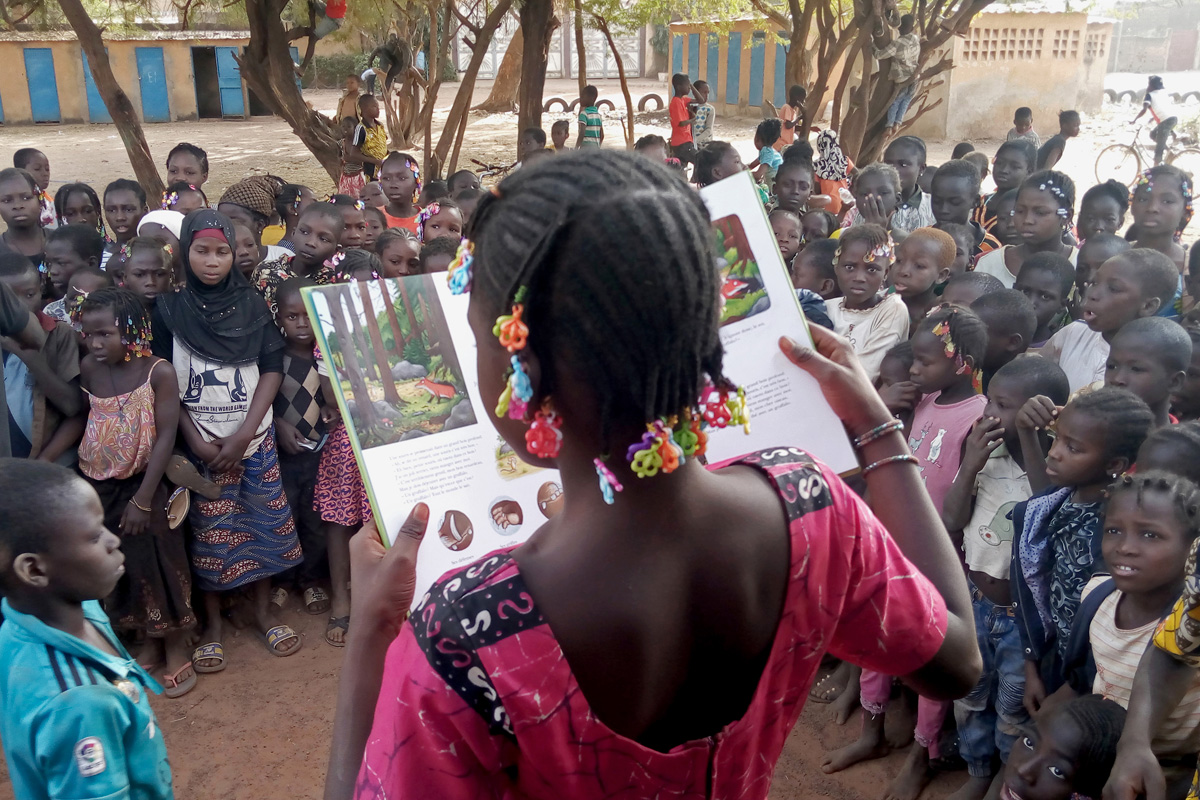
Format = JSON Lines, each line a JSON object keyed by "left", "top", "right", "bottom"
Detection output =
{"left": 192, "top": 642, "right": 226, "bottom": 674}
{"left": 304, "top": 586, "right": 331, "bottom": 615}
{"left": 262, "top": 624, "right": 302, "bottom": 657}
{"left": 270, "top": 586, "right": 288, "bottom": 610}
{"left": 325, "top": 616, "right": 349, "bottom": 647}
{"left": 162, "top": 661, "right": 197, "bottom": 698}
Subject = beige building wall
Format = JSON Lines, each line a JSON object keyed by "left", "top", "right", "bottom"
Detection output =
{"left": 0, "top": 34, "right": 250, "bottom": 125}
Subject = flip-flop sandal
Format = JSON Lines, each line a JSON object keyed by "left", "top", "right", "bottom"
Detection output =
{"left": 304, "top": 586, "right": 331, "bottom": 615}
{"left": 192, "top": 642, "right": 226, "bottom": 674}
{"left": 262, "top": 624, "right": 302, "bottom": 657}
{"left": 162, "top": 661, "right": 198, "bottom": 699}
{"left": 270, "top": 586, "right": 288, "bottom": 610}
{"left": 166, "top": 454, "right": 222, "bottom": 501}
{"left": 325, "top": 616, "right": 349, "bottom": 648}
{"left": 808, "top": 671, "right": 847, "bottom": 704}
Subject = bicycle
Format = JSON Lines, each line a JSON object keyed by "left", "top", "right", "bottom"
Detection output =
{"left": 1094, "top": 123, "right": 1200, "bottom": 185}
{"left": 471, "top": 158, "right": 515, "bottom": 185}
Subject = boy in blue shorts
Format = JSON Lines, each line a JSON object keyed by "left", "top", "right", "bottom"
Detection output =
{"left": 0, "top": 459, "right": 173, "bottom": 800}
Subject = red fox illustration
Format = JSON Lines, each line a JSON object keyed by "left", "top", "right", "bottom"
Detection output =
{"left": 416, "top": 377, "right": 457, "bottom": 400}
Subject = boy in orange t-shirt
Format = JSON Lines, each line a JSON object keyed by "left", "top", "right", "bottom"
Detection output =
{"left": 779, "top": 85, "right": 806, "bottom": 146}
{"left": 668, "top": 73, "right": 697, "bottom": 165}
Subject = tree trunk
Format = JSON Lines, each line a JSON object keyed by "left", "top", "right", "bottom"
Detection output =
{"left": 517, "top": 0, "right": 557, "bottom": 142}
{"left": 57, "top": 0, "right": 164, "bottom": 199}
{"left": 432, "top": 0, "right": 514, "bottom": 177}
{"left": 379, "top": 280, "right": 406, "bottom": 355}
{"left": 594, "top": 17, "right": 634, "bottom": 149}
{"left": 358, "top": 280, "right": 401, "bottom": 405}
{"left": 573, "top": 0, "right": 587, "bottom": 96}
{"left": 419, "top": 276, "right": 464, "bottom": 384}
{"left": 474, "top": 27, "right": 522, "bottom": 113}
{"left": 346, "top": 287, "right": 379, "bottom": 383}
{"left": 328, "top": 287, "right": 376, "bottom": 430}
{"left": 237, "top": 0, "right": 342, "bottom": 182}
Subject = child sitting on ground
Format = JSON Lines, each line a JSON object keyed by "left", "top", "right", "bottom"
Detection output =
{"left": 1072, "top": 234, "right": 1131, "bottom": 320}
{"left": 826, "top": 225, "right": 907, "bottom": 381}
{"left": 1007, "top": 107, "right": 1040, "bottom": 147}
{"left": 1037, "top": 110, "right": 1080, "bottom": 171}
{"left": 1040, "top": 248, "right": 1178, "bottom": 394}
{"left": 1077, "top": 180, "right": 1129, "bottom": 241}
{"left": 42, "top": 224, "right": 104, "bottom": 322}
{"left": 1012, "top": 387, "right": 1153, "bottom": 713}
{"left": 970, "top": 289, "right": 1037, "bottom": 389}
{"left": 891, "top": 227, "right": 956, "bottom": 330}
{"left": 885, "top": 136, "right": 937, "bottom": 233}
{"left": 1103, "top": 317, "right": 1192, "bottom": 428}
{"left": 0, "top": 254, "right": 83, "bottom": 462}
{"left": 940, "top": 356, "right": 1071, "bottom": 800}
{"left": 1014, "top": 253, "right": 1075, "bottom": 349}
{"left": 975, "top": 171, "right": 1077, "bottom": 289}
{"left": 0, "top": 460, "right": 174, "bottom": 800}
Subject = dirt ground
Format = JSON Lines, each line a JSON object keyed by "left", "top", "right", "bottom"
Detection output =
{"left": 0, "top": 77, "right": 1195, "bottom": 800}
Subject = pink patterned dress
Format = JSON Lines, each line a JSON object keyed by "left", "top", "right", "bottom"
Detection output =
{"left": 357, "top": 448, "right": 949, "bottom": 799}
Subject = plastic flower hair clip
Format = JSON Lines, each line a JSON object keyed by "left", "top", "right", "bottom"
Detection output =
{"left": 674, "top": 412, "right": 708, "bottom": 457}
{"left": 863, "top": 237, "right": 895, "bottom": 264}
{"left": 626, "top": 429, "right": 665, "bottom": 478}
{"left": 700, "top": 384, "right": 734, "bottom": 428}
{"left": 932, "top": 317, "right": 971, "bottom": 376}
{"left": 493, "top": 286, "right": 529, "bottom": 353}
{"left": 161, "top": 191, "right": 178, "bottom": 209}
{"left": 495, "top": 355, "right": 533, "bottom": 420}
{"left": 325, "top": 251, "right": 346, "bottom": 270}
{"left": 594, "top": 457, "right": 624, "bottom": 505}
{"left": 447, "top": 238, "right": 473, "bottom": 295}
{"left": 416, "top": 203, "right": 441, "bottom": 242}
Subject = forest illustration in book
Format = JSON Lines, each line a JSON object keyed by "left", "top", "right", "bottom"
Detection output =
{"left": 314, "top": 275, "right": 477, "bottom": 449}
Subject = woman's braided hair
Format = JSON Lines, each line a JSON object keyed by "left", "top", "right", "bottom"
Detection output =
{"left": 468, "top": 150, "right": 728, "bottom": 443}
{"left": 1055, "top": 694, "right": 1127, "bottom": 799}
{"left": 79, "top": 287, "right": 153, "bottom": 357}
{"left": 1068, "top": 387, "right": 1154, "bottom": 465}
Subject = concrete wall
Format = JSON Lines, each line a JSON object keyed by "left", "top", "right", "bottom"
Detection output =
{"left": 938, "top": 12, "right": 1109, "bottom": 141}
{"left": 0, "top": 36, "right": 251, "bottom": 125}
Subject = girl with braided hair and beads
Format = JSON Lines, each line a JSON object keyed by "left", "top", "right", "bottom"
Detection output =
{"left": 1130, "top": 166, "right": 1193, "bottom": 315}
{"left": 379, "top": 152, "right": 423, "bottom": 234}
{"left": 826, "top": 223, "right": 909, "bottom": 381}
{"left": 976, "top": 170, "right": 1078, "bottom": 290}
{"left": 77, "top": 287, "right": 198, "bottom": 697}
{"left": 1050, "top": 471, "right": 1200, "bottom": 800}
{"left": 325, "top": 149, "right": 984, "bottom": 799}
{"left": 415, "top": 199, "right": 463, "bottom": 243}
{"left": 824, "top": 305, "right": 990, "bottom": 800}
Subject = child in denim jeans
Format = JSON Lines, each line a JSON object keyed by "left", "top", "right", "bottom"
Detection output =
{"left": 940, "top": 357, "right": 1070, "bottom": 800}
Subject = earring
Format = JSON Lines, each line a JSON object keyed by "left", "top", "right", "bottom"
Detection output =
{"left": 525, "top": 401, "right": 563, "bottom": 458}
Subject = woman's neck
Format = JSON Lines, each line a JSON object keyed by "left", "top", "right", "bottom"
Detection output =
{"left": 1115, "top": 580, "right": 1184, "bottom": 631}
{"left": 934, "top": 377, "right": 976, "bottom": 405}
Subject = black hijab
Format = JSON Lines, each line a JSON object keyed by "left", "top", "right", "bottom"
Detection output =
{"left": 156, "top": 209, "right": 281, "bottom": 365}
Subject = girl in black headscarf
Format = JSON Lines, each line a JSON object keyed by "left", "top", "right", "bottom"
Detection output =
{"left": 152, "top": 209, "right": 304, "bottom": 670}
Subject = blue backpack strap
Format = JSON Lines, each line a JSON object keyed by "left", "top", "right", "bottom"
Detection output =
{"left": 1062, "top": 577, "right": 1117, "bottom": 693}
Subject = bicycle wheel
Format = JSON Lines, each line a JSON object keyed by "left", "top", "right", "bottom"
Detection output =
{"left": 1095, "top": 144, "right": 1142, "bottom": 185}
{"left": 1168, "top": 148, "right": 1200, "bottom": 181}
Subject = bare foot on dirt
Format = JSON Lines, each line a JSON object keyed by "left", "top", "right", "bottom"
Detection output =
{"left": 886, "top": 690, "right": 918, "bottom": 748}
{"left": 822, "top": 714, "right": 889, "bottom": 774}
{"left": 810, "top": 660, "right": 854, "bottom": 704}
{"left": 832, "top": 666, "right": 862, "bottom": 724}
{"left": 883, "top": 743, "right": 933, "bottom": 800}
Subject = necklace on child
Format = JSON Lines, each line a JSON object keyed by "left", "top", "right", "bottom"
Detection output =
{"left": 108, "top": 367, "right": 135, "bottom": 420}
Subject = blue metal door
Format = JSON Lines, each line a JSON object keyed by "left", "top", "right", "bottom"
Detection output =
{"left": 23, "top": 49, "right": 60, "bottom": 123}
{"left": 81, "top": 50, "right": 112, "bottom": 123}
{"left": 214, "top": 47, "right": 244, "bottom": 116}
{"left": 289, "top": 46, "right": 302, "bottom": 89}
{"left": 135, "top": 47, "right": 170, "bottom": 123}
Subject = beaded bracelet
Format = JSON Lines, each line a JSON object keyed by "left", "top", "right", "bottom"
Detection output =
{"left": 861, "top": 453, "right": 918, "bottom": 478}
{"left": 852, "top": 418, "right": 904, "bottom": 449}
{"left": 127, "top": 497, "right": 152, "bottom": 513}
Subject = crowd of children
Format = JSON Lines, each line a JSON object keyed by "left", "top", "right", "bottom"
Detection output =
{"left": 0, "top": 71, "right": 1198, "bottom": 800}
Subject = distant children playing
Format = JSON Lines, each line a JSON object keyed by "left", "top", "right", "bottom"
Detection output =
{"left": 1008, "top": 107, "right": 1040, "bottom": 147}
{"left": 577, "top": 85, "right": 604, "bottom": 148}
{"left": 668, "top": 73, "right": 696, "bottom": 164}
{"left": 1037, "top": 110, "right": 1081, "bottom": 171}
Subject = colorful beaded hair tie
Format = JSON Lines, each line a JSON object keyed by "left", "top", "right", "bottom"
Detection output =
{"left": 416, "top": 203, "right": 441, "bottom": 242}
{"left": 1037, "top": 178, "right": 1072, "bottom": 218}
{"left": 161, "top": 191, "right": 178, "bottom": 209}
{"left": 493, "top": 285, "right": 529, "bottom": 353}
{"left": 931, "top": 311, "right": 983, "bottom": 393}
{"left": 447, "top": 238, "right": 473, "bottom": 294}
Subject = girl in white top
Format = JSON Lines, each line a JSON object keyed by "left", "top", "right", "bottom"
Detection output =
{"left": 1080, "top": 471, "right": 1200, "bottom": 777}
{"left": 975, "top": 170, "right": 1078, "bottom": 289}
{"left": 827, "top": 224, "right": 909, "bottom": 381}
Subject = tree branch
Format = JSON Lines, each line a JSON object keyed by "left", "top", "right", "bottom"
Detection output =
{"left": 451, "top": 2, "right": 481, "bottom": 37}
{"left": 749, "top": 0, "right": 790, "bottom": 34}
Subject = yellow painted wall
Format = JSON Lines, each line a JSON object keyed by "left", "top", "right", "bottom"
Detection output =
{"left": 0, "top": 37, "right": 249, "bottom": 125}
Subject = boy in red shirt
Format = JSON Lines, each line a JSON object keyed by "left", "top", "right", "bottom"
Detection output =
{"left": 669, "top": 73, "right": 697, "bottom": 166}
